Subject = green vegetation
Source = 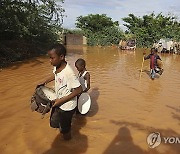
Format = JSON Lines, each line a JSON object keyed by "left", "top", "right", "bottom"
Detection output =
{"left": 0, "top": 0, "right": 64, "bottom": 42}
{"left": 123, "top": 13, "right": 180, "bottom": 47}
{"left": 75, "top": 14, "right": 125, "bottom": 46}
{"left": 0, "top": 0, "right": 64, "bottom": 67}
{"left": 73, "top": 13, "right": 180, "bottom": 47}
{"left": 1, "top": 2, "right": 180, "bottom": 67}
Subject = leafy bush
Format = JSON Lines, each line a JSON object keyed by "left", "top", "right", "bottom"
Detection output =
{"left": 123, "top": 13, "right": 180, "bottom": 47}
{"left": 0, "top": 0, "right": 64, "bottom": 43}
{"left": 75, "top": 14, "right": 124, "bottom": 46}
{"left": 85, "top": 27, "right": 124, "bottom": 46}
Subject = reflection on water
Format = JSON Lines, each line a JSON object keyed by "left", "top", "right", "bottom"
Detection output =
{"left": 0, "top": 46, "right": 179, "bottom": 154}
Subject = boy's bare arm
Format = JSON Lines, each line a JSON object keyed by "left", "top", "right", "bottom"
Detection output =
{"left": 53, "top": 86, "right": 83, "bottom": 107}
{"left": 43, "top": 74, "right": 55, "bottom": 84}
{"left": 36, "top": 74, "right": 55, "bottom": 88}
{"left": 144, "top": 54, "right": 150, "bottom": 60}
{"left": 84, "top": 73, "right": 90, "bottom": 92}
{"left": 157, "top": 55, "right": 162, "bottom": 61}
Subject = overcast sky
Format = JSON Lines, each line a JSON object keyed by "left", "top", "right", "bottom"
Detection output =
{"left": 57, "top": 0, "right": 180, "bottom": 30}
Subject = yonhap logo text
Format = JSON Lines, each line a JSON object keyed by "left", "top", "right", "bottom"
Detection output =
{"left": 147, "top": 132, "right": 180, "bottom": 148}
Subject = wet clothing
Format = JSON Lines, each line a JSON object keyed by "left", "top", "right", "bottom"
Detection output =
{"left": 78, "top": 71, "right": 88, "bottom": 91}
{"left": 75, "top": 71, "right": 88, "bottom": 114}
{"left": 150, "top": 69, "right": 156, "bottom": 79}
{"left": 144, "top": 54, "right": 163, "bottom": 79}
{"left": 144, "top": 54, "right": 162, "bottom": 69}
{"left": 50, "top": 63, "right": 81, "bottom": 134}
{"left": 50, "top": 107, "right": 75, "bottom": 134}
{"left": 53, "top": 63, "right": 81, "bottom": 111}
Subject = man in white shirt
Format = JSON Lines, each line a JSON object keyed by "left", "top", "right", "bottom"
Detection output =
{"left": 37, "top": 44, "right": 82, "bottom": 140}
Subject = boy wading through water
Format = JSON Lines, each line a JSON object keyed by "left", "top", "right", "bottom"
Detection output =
{"left": 75, "top": 58, "right": 90, "bottom": 93}
{"left": 144, "top": 48, "right": 164, "bottom": 80}
{"left": 75, "top": 58, "right": 90, "bottom": 114}
{"left": 37, "top": 44, "right": 82, "bottom": 140}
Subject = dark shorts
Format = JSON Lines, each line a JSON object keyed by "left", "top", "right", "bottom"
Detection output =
{"left": 50, "top": 107, "right": 75, "bottom": 134}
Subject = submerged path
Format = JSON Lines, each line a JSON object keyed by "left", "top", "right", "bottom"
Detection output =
{"left": 0, "top": 46, "right": 179, "bottom": 154}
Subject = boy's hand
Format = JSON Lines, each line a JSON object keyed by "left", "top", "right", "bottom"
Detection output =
{"left": 52, "top": 98, "right": 63, "bottom": 107}
{"left": 51, "top": 100, "right": 55, "bottom": 106}
{"left": 143, "top": 51, "right": 146, "bottom": 55}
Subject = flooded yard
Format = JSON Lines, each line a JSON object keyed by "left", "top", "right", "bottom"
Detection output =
{"left": 0, "top": 46, "right": 179, "bottom": 154}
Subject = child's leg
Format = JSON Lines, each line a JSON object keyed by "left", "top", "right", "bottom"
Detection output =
{"left": 59, "top": 109, "right": 75, "bottom": 140}
{"left": 150, "top": 69, "right": 155, "bottom": 79}
{"left": 50, "top": 107, "right": 61, "bottom": 128}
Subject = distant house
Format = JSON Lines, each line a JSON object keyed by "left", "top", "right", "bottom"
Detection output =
{"left": 64, "top": 34, "right": 87, "bottom": 45}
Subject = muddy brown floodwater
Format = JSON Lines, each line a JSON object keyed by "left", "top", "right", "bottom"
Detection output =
{"left": 0, "top": 46, "right": 180, "bottom": 154}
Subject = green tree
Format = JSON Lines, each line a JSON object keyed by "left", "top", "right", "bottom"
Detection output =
{"left": 76, "top": 14, "right": 119, "bottom": 32}
{"left": 0, "top": 0, "right": 65, "bottom": 67}
{"left": 123, "top": 13, "right": 180, "bottom": 47}
{"left": 75, "top": 14, "right": 124, "bottom": 46}
{"left": 0, "top": 0, "right": 65, "bottom": 42}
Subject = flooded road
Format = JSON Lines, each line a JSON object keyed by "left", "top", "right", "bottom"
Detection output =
{"left": 0, "top": 46, "right": 180, "bottom": 154}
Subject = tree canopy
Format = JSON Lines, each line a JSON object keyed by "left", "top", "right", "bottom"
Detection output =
{"left": 0, "top": 0, "right": 65, "bottom": 43}
{"left": 75, "top": 14, "right": 124, "bottom": 46}
{"left": 0, "top": 0, "right": 64, "bottom": 67}
{"left": 123, "top": 13, "right": 180, "bottom": 47}
{"left": 76, "top": 14, "right": 119, "bottom": 32}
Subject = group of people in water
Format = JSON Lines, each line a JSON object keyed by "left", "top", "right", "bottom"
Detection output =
{"left": 35, "top": 44, "right": 163, "bottom": 141}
